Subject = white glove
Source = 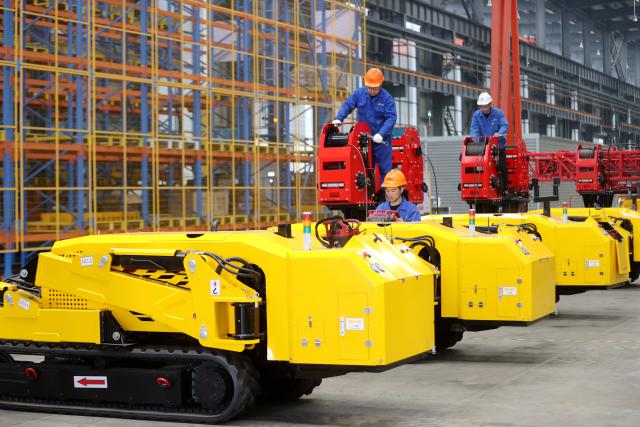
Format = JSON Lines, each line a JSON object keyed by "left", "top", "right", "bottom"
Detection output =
{"left": 373, "top": 133, "right": 384, "bottom": 143}
{"left": 332, "top": 119, "right": 341, "bottom": 125}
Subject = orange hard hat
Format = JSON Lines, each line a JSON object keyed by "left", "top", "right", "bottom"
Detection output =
{"left": 364, "top": 68, "right": 384, "bottom": 87}
{"left": 382, "top": 169, "right": 407, "bottom": 188}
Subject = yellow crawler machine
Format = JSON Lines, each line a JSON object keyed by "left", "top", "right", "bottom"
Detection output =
{"left": 0, "top": 230, "right": 437, "bottom": 423}
{"left": 424, "top": 213, "right": 631, "bottom": 299}
{"left": 285, "top": 217, "right": 556, "bottom": 350}
{"left": 533, "top": 207, "right": 640, "bottom": 283}
{"left": 616, "top": 195, "right": 638, "bottom": 212}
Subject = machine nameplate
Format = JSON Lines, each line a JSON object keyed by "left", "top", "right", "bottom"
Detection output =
{"left": 345, "top": 317, "right": 365, "bottom": 331}
{"left": 586, "top": 259, "right": 600, "bottom": 268}
{"left": 501, "top": 287, "right": 518, "bottom": 296}
{"left": 80, "top": 256, "right": 94, "bottom": 266}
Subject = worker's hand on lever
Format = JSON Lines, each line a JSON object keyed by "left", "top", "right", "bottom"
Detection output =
{"left": 332, "top": 119, "right": 341, "bottom": 125}
{"left": 373, "top": 133, "right": 384, "bottom": 144}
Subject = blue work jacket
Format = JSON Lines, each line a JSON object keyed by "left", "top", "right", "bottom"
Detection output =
{"left": 376, "top": 198, "right": 421, "bottom": 222}
{"left": 336, "top": 87, "right": 397, "bottom": 141}
{"left": 470, "top": 107, "right": 509, "bottom": 147}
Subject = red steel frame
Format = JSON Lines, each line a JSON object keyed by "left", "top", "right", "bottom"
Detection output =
{"left": 529, "top": 146, "right": 640, "bottom": 197}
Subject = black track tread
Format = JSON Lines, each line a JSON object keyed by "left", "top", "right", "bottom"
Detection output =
{"left": 0, "top": 341, "right": 260, "bottom": 424}
{"left": 435, "top": 330, "right": 464, "bottom": 350}
{"left": 216, "top": 351, "right": 261, "bottom": 421}
{"left": 435, "top": 321, "right": 464, "bottom": 351}
{"left": 285, "top": 378, "right": 322, "bottom": 401}
{"left": 260, "top": 377, "right": 322, "bottom": 403}
{"left": 630, "top": 264, "right": 640, "bottom": 283}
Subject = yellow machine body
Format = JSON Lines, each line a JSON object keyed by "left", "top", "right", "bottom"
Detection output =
{"left": 426, "top": 213, "right": 630, "bottom": 292}
{"left": 0, "top": 230, "right": 440, "bottom": 422}
{"left": 534, "top": 207, "right": 640, "bottom": 282}
{"left": 0, "top": 231, "right": 436, "bottom": 368}
{"left": 286, "top": 221, "right": 555, "bottom": 326}
{"left": 616, "top": 195, "right": 638, "bottom": 211}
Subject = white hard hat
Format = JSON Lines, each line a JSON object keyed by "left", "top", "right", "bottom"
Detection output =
{"left": 477, "top": 92, "right": 492, "bottom": 106}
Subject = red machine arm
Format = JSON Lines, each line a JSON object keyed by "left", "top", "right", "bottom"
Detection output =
{"left": 530, "top": 146, "right": 640, "bottom": 207}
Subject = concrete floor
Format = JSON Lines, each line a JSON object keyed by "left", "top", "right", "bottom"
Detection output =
{"left": 2, "top": 282, "right": 639, "bottom": 427}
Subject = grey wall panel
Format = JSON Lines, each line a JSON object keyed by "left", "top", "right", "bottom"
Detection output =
{"left": 423, "top": 135, "right": 469, "bottom": 213}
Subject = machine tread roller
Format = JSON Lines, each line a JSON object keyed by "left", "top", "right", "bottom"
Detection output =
{"left": 0, "top": 342, "right": 260, "bottom": 424}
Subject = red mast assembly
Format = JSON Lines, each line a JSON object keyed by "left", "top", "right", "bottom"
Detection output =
{"left": 459, "top": 0, "right": 530, "bottom": 212}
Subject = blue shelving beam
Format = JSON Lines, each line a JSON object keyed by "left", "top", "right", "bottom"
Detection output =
{"left": 192, "top": 5, "right": 203, "bottom": 221}
{"left": 2, "top": 0, "right": 15, "bottom": 277}
{"left": 140, "top": 0, "right": 150, "bottom": 226}
{"left": 237, "top": 0, "right": 253, "bottom": 219}
{"left": 74, "top": 0, "right": 86, "bottom": 232}
{"left": 280, "top": 0, "right": 293, "bottom": 213}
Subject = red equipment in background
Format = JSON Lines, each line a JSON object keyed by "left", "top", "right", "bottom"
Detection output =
{"left": 314, "top": 216, "right": 361, "bottom": 248}
{"left": 459, "top": 0, "right": 533, "bottom": 213}
{"left": 392, "top": 126, "right": 424, "bottom": 202}
{"left": 317, "top": 122, "right": 424, "bottom": 218}
{"left": 529, "top": 145, "right": 640, "bottom": 207}
{"left": 460, "top": 135, "right": 530, "bottom": 212}
{"left": 459, "top": 0, "right": 640, "bottom": 211}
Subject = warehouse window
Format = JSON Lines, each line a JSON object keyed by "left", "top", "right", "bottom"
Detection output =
{"left": 587, "top": 27, "right": 604, "bottom": 73}
{"left": 518, "top": 0, "right": 538, "bottom": 45}
{"left": 392, "top": 38, "right": 417, "bottom": 127}
{"left": 392, "top": 38, "right": 416, "bottom": 72}
{"left": 544, "top": 3, "right": 561, "bottom": 55}
{"left": 395, "top": 87, "right": 418, "bottom": 128}
{"left": 567, "top": 14, "right": 584, "bottom": 65}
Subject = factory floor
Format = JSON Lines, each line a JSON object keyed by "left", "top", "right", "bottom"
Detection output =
{"left": 2, "top": 281, "right": 639, "bottom": 427}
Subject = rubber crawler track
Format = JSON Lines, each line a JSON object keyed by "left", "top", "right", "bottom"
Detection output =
{"left": 0, "top": 341, "right": 260, "bottom": 424}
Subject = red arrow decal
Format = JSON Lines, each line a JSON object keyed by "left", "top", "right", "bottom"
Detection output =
{"left": 78, "top": 377, "right": 105, "bottom": 386}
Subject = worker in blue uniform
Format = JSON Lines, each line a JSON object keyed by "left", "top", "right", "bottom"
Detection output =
{"left": 470, "top": 92, "right": 510, "bottom": 193}
{"left": 375, "top": 169, "right": 420, "bottom": 222}
{"left": 333, "top": 68, "right": 397, "bottom": 185}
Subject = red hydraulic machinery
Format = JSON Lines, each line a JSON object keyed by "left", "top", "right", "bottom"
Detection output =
{"left": 459, "top": 0, "right": 531, "bottom": 213}
{"left": 459, "top": 0, "right": 640, "bottom": 211}
{"left": 317, "top": 122, "right": 425, "bottom": 219}
{"left": 529, "top": 145, "right": 640, "bottom": 207}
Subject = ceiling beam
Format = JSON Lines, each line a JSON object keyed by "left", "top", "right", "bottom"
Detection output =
{"left": 590, "top": 7, "right": 636, "bottom": 20}
{"left": 624, "top": 31, "right": 640, "bottom": 42}
{"left": 566, "top": 0, "right": 617, "bottom": 9}
{"left": 607, "top": 19, "right": 640, "bottom": 31}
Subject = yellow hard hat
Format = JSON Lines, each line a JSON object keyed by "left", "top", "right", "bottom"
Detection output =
{"left": 382, "top": 169, "right": 407, "bottom": 188}
{"left": 364, "top": 68, "right": 384, "bottom": 87}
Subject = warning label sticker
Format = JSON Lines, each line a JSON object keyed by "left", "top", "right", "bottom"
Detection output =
{"left": 73, "top": 376, "right": 108, "bottom": 388}
{"left": 210, "top": 279, "right": 221, "bottom": 296}
{"left": 586, "top": 259, "right": 600, "bottom": 268}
